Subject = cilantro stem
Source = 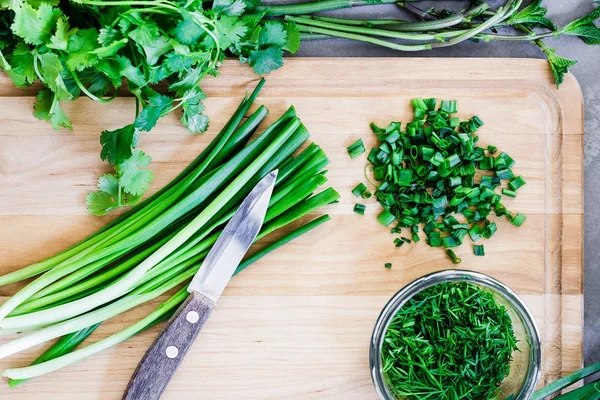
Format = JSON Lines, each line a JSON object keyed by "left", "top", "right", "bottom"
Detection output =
{"left": 260, "top": 0, "right": 399, "bottom": 16}
{"left": 69, "top": 70, "right": 117, "bottom": 103}
{"left": 32, "top": 53, "right": 46, "bottom": 85}
{"left": 310, "top": 2, "right": 490, "bottom": 32}
{"left": 75, "top": 0, "right": 178, "bottom": 11}
{"left": 430, "top": 0, "right": 523, "bottom": 49}
{"left": 294, "top": 25, "right": 432, "bottom": 51}
{"left": 287, "top": 16, "right": 447, "bottom": 41}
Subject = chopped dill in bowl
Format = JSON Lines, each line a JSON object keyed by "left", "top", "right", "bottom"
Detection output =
{"left": 381, "top": 281, "right": 519, "bottom": 400}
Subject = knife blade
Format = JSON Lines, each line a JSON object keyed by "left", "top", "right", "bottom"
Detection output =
{"left": 122, "top": 171, "right": 277, "bottom": 400}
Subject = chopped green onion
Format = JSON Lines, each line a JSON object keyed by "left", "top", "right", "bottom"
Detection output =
{"left": 508, "top": 176, "right": 527, "bottom": 191}
{"left": 498, "top": 152, "right": 516, "bottom": 168}
{"left": 394, "top": 238, "right": 404, "bottom": 247}
{"left": 473, "top": 245, "right": 485, "bottom": 256}
{"left": 510, "top": 213, "right": 527, "bottom": 226}
{"left": 445, "top": 249, "right": 461, "bottom": 264}
{"left": 353, "top": 204, "right": 366, "bottom": 215}
{"left": 384, "top": 263, "right": 392, "bottom": 269}
{"left": 496, "top": 169, "right": 514, "bottom": 180}
{"left": 468, "top": 224, "right": 482, "bottom": 242}
{"left": 361, "top": 190, "right": 372, "bottom": 199}
{"left": 442, "top": 236, "right": 460, "bottom": 248}
{"left": 482, "top": 222, "right": 497, "bottom": 239}
{"left": 377, "top": 211, "right": 397, "bottom": 227}
{"left": 428, "top": 231, "right": 442, "bottom": 247}
{"left": 347, "top": 139, "right": 366, "bottom": 159}
{"left": 502, "top": 188, "right": 517, "bottom": 198}
{"left": 487, "top": 145, "right": 497, "bottom": 154}
{"left": 440, "top": 100, "right": 458, "bottom": 114}
{"left": 352, "top": 183, "right": 367, "bottom": 197}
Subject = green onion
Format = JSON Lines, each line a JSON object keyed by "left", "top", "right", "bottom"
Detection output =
{"left": 508, "top": 176, "right": 527, "bottom": 191}
{"left": 0, "top": 82, "right": 338, "bottom": 380}
{"left": 473, "top": 245, "right": 485, "bottom": 256}
{"left": 347, "top": 139, "right": 366, "bottom": 159}
{"left": 510, "top": 213, "right": 527, "bottom": 226}
{"left": 532, "top": 362, "right": 600, "bottom": 400}
{"left": 377, "top": 211, "right": 397, "bottom": 226}
{"left": 384, "top": 263, "right": 392, "bottom": 269}
{"left": 446, "top": 249, "right": 462, "bottom": 264}
{"left": 354, "top": 204, "right": 366, "bottom": 215}
{"left": 502, "top": 188, "right": 517, "bottom": 198}
{"left": 440, "top": 100, "right": 458, "bottom": 114}
{"left": 362, "top": 190, "right": 372, "bottom": 199}
{"left": 352, "top": 182, "right": 368, "bottom": 197}
{"left": 359, "top": 98, "right": 525, "bottom": 258}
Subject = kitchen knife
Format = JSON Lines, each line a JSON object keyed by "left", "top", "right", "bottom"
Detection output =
{"left": 122, "top": 170, "right": 277, "bottom": 400}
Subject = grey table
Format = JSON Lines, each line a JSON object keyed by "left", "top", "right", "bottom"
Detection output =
{"left": 289, "top": 0, "right": 599, "bottom": 368}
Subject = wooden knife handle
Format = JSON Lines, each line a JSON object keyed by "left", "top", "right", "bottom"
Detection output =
{"left": 122, "top": 292, "right": 215, "bottom": 400}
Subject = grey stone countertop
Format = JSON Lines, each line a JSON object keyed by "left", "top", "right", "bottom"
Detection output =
{"left": 284, "top": 0, "right": 599, "bottom": 369}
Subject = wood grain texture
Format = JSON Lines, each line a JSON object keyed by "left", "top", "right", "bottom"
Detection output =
{"left": 0, "top": 58, "right": 584, "bottom": 398}
{"left": 123, "top": 292, "right": 214, "bottom": 400}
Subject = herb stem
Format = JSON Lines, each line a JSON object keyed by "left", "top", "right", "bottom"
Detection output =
{"left": 261, "top": 0, "right": 398, "bottom": 17}
{"left": 294, "top": 24, "right": 432, "bottom": 51}
{"left": 69, "top": 70, "right": 117, "bottom": 103}
{"left": 287, "top": 16, "right": 445, "bottom": 42}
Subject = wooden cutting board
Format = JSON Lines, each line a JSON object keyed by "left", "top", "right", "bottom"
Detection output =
{"left": 0, "top": 58, "right": 583, "bottom": 399}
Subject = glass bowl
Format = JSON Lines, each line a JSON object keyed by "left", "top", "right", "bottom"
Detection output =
{"left": 370, "top": 269, "right": 541, "bottom": 400}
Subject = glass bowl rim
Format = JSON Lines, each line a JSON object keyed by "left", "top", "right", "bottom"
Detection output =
{"left": 369, "top": 269, "right": 542, "bottom": 400}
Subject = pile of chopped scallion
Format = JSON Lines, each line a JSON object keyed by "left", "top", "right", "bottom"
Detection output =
{"left": 381, "top": 282, "right": 519, "bottom": 399}
{"left": 349, "top": 98, "right": 526, "bottom": 264}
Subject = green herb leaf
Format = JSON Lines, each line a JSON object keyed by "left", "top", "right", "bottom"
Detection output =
{"left": 33, "top": 88, "right": 72, "bottom": 130}
{"left": 561, "top": 4, "right": 600, "bottom": 44}
{"left": 506, "top": 0, "right": 556, "bottom": 30}
{"left": 249, "top": 46, "right": 284, "bottom": 75}
{"left": 134, "top": 94, "right": 173, "bottom": 132}
{"left": 212, "top": 0, "right": 246, "bottom": 17}
{"left": 114, "top": 150, "right": 155, "bottom": 196}
{"left": 100, "top": 124, "right": 139, "bottom": 165}
{"left": 10, "top": 3, "right": 61, "bottom": 46}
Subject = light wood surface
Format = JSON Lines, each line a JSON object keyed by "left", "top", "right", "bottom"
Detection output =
{"left": 0, "top": 58, "right": 584, "bottom": 399}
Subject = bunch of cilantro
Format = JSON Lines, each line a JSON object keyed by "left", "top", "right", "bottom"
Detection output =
{"left": 0, "top": 0, "right": 299, "bottom": 214}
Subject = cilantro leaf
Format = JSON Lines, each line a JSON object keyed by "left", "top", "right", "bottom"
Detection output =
{"left": 249, "top": 46, "right": 284, "bottom": 75}
{"left": 214, "top": 15, "right": 248, "bottom": 48}
{"left": 33, "top": 88, "right": 72, "bottom": 130}
{"left": 65, "top": 28, "right": 100, "bottom": 71}
{"left": 284, "top": 22, "right": 300, "bottom": 53}
{"left": 115, "top": 150, "right": 155, "bottom": 196}
{"left": 96, "top": 55, "right": 146, "bottom": 87}
{"left": 92, "top": 38, "right": 129, "bottom": 58}
{"left": 134, "top": 93, "right": 173, "bottom": 131}
{"left": 180, "top": 88, "right": 209, "bottom": 133}
{"left": 100, "top": 124, "right": 140, "bottom": 165}
{"left": 127, "top": 20, "right": 159, "bottom": 46}
{"left": 212, "top": 0, "right": 246, "bottom": 17}
{"left": 98, "top": 26, "right": 121, "bottom": 45}
{"left": 10, "top": 3, "right": 61, "bottom": 45}
{"left": 38, "top": 52, "right": 71, "bottom": 100}
{"left": 47, "top": 16, "right": 73, "bottom": 51}
{"left": 175, "top": 11, "right": 204, "bottom": 44}
{"left": 86, "top": 173, "right": 143, "bottom": 216}
{"left": 86, "top": 174, "right": 122, "bottom": 216}
{"left": 259, "top": 21, "right": 287, "bottom": 47}
{"left": 7, "top": 43, "right": 36, "bottom": 86}
{"left": 147, "top": 64, "right": 171, "bottom": 84}
{"left": 128, "top": 19, "right": 172, "bottom": 64}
